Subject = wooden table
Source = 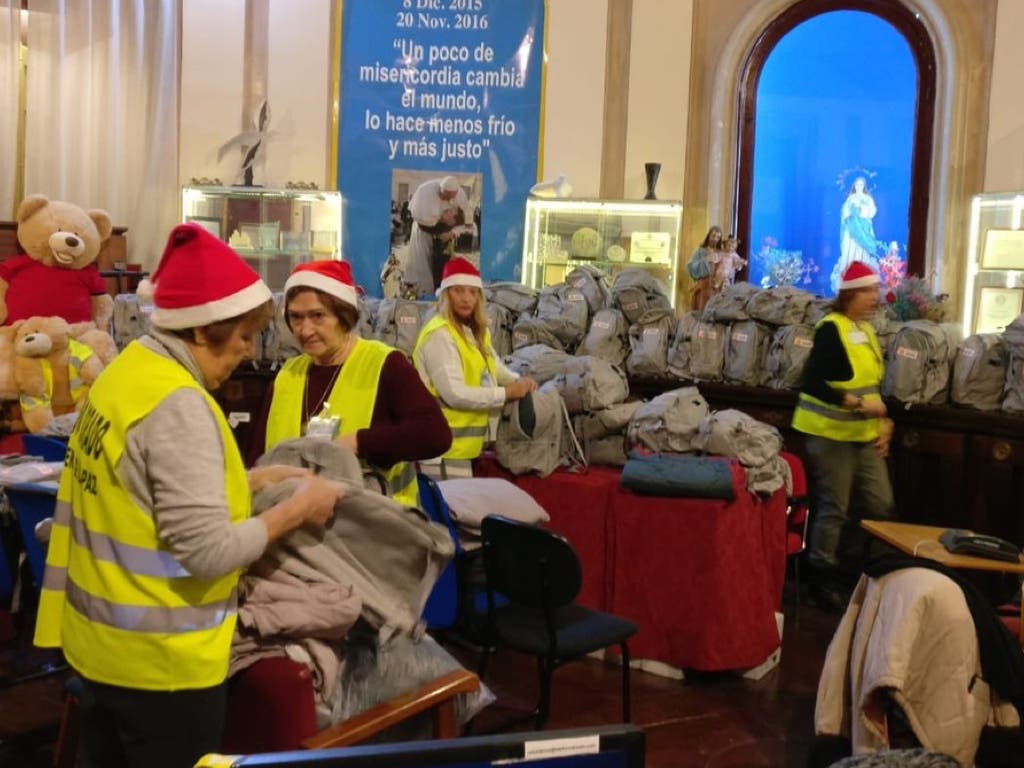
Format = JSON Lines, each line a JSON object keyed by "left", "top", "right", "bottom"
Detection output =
{"left": 861, "top": 519, "right": 1024, "bottom": 642}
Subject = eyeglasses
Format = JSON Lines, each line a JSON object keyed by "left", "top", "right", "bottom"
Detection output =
{"left": 286, "top": 309, "right": 332, "bottom": 326}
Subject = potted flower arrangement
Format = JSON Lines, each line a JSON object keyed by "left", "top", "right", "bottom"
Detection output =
{"left": 884, "top": 274, "right": 949, "bottom": 322}
{"left": 754, "top": 236, "right": 820, "bottom": 288}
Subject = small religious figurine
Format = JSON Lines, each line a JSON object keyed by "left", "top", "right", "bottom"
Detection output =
{"left": 709, "top": 234, "right": 747, "bottom": 293}
{"left": 687, "top": 225, "right": 722, "bottom": 313}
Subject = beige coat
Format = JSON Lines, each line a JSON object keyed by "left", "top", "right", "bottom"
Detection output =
{"left": 815, "top": 568, "right": 1019, "bottom": 767}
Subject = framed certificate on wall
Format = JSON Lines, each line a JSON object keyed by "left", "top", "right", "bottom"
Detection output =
{"left": 975, "top": 286, "right": 1024, "bottom": 333}
{"left": 981, "top": 228, "right": 1024, "bottom": 270}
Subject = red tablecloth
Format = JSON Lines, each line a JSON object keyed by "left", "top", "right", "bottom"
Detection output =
{"left": 475, "top": 457, "right": 787, "bottom": 672}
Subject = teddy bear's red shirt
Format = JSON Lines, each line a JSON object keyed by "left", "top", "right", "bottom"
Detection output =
{"left": 0, "top": 254, "right": 106, "bottom": 325}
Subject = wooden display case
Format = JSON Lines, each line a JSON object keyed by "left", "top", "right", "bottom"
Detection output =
{"left": 521, "top": 198, "right": 683, "bottom": 307}
{"left": 182, "top": 186, "right": 342, "bottom": 292}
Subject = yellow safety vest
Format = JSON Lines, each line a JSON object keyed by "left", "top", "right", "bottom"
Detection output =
{"left": 34, "top": 341, "right": 250, "bottom": 690}
{"left": 413, "top": 315, "right": 494, "bottom": 460}
{"left": 19, "top": 338, "right": 95, "bottom": 413}
{"left": 265, "top": 338, "right": 419, "bottom": 507}
{"left": 792, "top": 312, "right": 884, "bottom": 442}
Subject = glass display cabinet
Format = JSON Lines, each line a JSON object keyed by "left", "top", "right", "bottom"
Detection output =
{"left": 963, "top": 192, "right": 1024, "bottom": 335}
{"left": 521, "top": 198, "right": 683, "bottom": 306}
{"left": 181, "top": 186, "right": 342, "bottom": 291}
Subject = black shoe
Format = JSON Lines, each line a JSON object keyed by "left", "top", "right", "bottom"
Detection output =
{"left": 807, "top": 581, "right": 850, "bottom": 614}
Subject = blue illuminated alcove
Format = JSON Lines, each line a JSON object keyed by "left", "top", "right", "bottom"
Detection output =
{"left": 748, "top": 10, "right": 916, "bottom": 297}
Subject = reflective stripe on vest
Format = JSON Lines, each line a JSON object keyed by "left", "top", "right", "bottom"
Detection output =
{"left": 792, "top": 313, "right": 884, "bottom": 442}
{"left": 33, "top": 341, "right": 249, "bottom": 691}
{"left": 412, "top": 315, "right": 493, "bottom": 460}
{"left": 266, "top": 338, "right": 418, "bottom": 506}
{"left": 21, "top": 338, "right": 94, "bottom": 412}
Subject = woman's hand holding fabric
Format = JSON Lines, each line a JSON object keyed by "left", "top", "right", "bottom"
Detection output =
{"left": 247, "top": 465, "right": 313, "bottom": 493}
{"left": 504, "top": 377, "right": 538, "bottom": 402}
{"left": 292, "top": 476, "right": 344, "bottom": 527}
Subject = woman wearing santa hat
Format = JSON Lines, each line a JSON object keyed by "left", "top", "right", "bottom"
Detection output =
{"left": 792, "top": 260, "right": 895, "bottom": 612}
{"left": 253, "top": 259, "right": 451, "bottom": 506}
{"left": 412, "top": 257, "right": 537, "bottom": 478}
{"left": 34, "top": 224, "right": 343, "bottom": 768}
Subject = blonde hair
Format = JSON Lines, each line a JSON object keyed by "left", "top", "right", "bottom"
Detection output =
{"left": 438, "top": 287, "right": 489, "bottom": 354}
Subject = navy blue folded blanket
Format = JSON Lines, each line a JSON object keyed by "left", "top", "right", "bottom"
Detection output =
{"left": 620, "top": 453, "right": 736, "bottom": 499}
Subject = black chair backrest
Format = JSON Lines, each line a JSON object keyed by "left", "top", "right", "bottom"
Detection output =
{"left": 480, "top": 515, "right": 581, "bottom": 608}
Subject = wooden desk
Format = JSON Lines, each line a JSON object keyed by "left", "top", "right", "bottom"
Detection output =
{"left": 861, "top": 519, "right": 1024, "bottom": 642}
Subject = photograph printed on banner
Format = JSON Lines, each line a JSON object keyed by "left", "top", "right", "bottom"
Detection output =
{"left": 386, "top": 169, "right": 482, "bottom": 299}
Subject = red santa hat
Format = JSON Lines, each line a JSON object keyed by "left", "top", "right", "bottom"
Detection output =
{"left": 138, "top": 223, "right": 271, "bottom": 329}
{"left": 838, "top": 261, "right": 879, "bottom": 290}
{"left": 284, "top": 260, "right": 358, "bottom": 309}
{"left": 438, "top": 257, "right": 482, "bottom": 295}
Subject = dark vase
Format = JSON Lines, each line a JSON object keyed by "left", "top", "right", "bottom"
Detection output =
{"left": 644, "top": 162, "right": 661, "bottom": 200}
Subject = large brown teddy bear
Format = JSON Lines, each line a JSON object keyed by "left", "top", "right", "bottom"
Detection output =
{"left": 12, "top": 316, "right": 105, "bottom": 434}
{"left": 0, "top": 194, "right": 118, "bottom": 365}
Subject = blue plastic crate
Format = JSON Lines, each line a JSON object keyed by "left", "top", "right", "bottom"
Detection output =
{"left": 22, "top": 435, "right": 69, "bottom": 462}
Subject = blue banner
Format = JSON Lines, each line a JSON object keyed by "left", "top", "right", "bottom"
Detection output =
{"left": 337, "top": 0, "right": 546, "bottom": 297}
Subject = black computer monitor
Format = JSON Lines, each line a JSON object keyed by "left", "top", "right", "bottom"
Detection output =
{"left": 202, "top": 725, "right": 644, "bottom": 767}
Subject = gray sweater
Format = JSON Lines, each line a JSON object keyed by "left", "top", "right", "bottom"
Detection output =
{"left": 118, "top": 331, "right": 267, "bottom": 579}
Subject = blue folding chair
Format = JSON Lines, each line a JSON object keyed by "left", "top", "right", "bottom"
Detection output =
{"left": 418, "top": 473, "right": 462, "bottom": 631}
{"left": 418, "top": 474, "right": 504, "bottom": 638}
{"left": 5, "top": 482, "right": 58, "bottom": 591}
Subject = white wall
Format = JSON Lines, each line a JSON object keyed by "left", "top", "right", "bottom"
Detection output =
{"left": 539, "top": 0, "right": 608, "bottom": 197}
{"left": 180, "top": 0, "right": 332, "bottom": 189}
{"left": 180, "top": 0, "right": 244, "bottom": 186}
{"left": 179, "top": 1, "right": 1024, "bottom": 212}
{"left": 624, "top": 0, "right": 692, "bottom": 203}
{"left": 985, "top": 0, "right": 1024, "bottom": 192}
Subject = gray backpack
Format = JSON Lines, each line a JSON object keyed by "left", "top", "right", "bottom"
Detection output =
{"left": 1001, "top": 316, "right": 1024, "bottom": 413}
{"left": 703, "top": 282, "right": 759, "bottom": 323}
{"left": 511, "top": 315, "right": 566, "bottom": 351}
{"left": 745, "top": 286, "right": 814, "bottom": 326}
{"left": 881, "top": 320, "right": 956, "bottom": 405}
{"left": 111, "top": 293, "right": 152, "bottom": 351}
{"left": 950, "top": 333, "right": 1008, "bottom": 411}
{"left": 575, "top": 401, "right": 642, "bottom": 442}
{"left": 693, "top": 409, "right": 783, "bottom": 468}
{"left": 486, "top": 302, "right": 513, "bottom": 359}
{"left": 666, "top": 311, "right": 702, "bottom": 380}
{"left": 1003, "top": 348, "right": 1024, "bottom": 413}
{"left": 262, "top": 292, "right": 302, "bottom": 367}
{"left": 626, "top": 308, "right": 676, "bottom": 378}
{"left": 534, "top": 285, "right": 589, "bottom": 349}
{"left": 803, "top": 297, "right": 833, "bottom": 325}
{"left": 688, "top": 321, "right": 728, "bottom": 382}
{"left": 542, "top": 355, "right": 629, "bottom": 414}
{"left": 611, "top": 269, "right": 672, "bottom": 324}
{"left": 358, "top": 297, "right": 379, "bottom": 340}
{"left": 484, "top": 281, "right": 538, "bottom": 318}
{"left": 495, "top": 389, "right": 584, "bottom": 477}
{"left": 626, "top": 386, "right": 709, "bottom": 454}
{"left": 762, "top": 324, "right": 815, "bottom": 390}
{"left": 565, "top": 264, "right": 612, "bottom": 315}
{"left": 577, "top": 307, "right": 629, "bottom": 366}
{"left": 505, "top": 344, "right": 574, "bottom": 385}
{"left": 573, "top": 401, "right": 641, "bottom": 467}
{"left": 374, "top": 298, "right": 433, "bottom": 358}
{"left": 722, "top": 320, "right": 773, "bottom": 386}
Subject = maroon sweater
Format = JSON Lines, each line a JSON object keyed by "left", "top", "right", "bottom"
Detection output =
{"left": 245, "top": 351, "right": 452, "bottom": 468}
